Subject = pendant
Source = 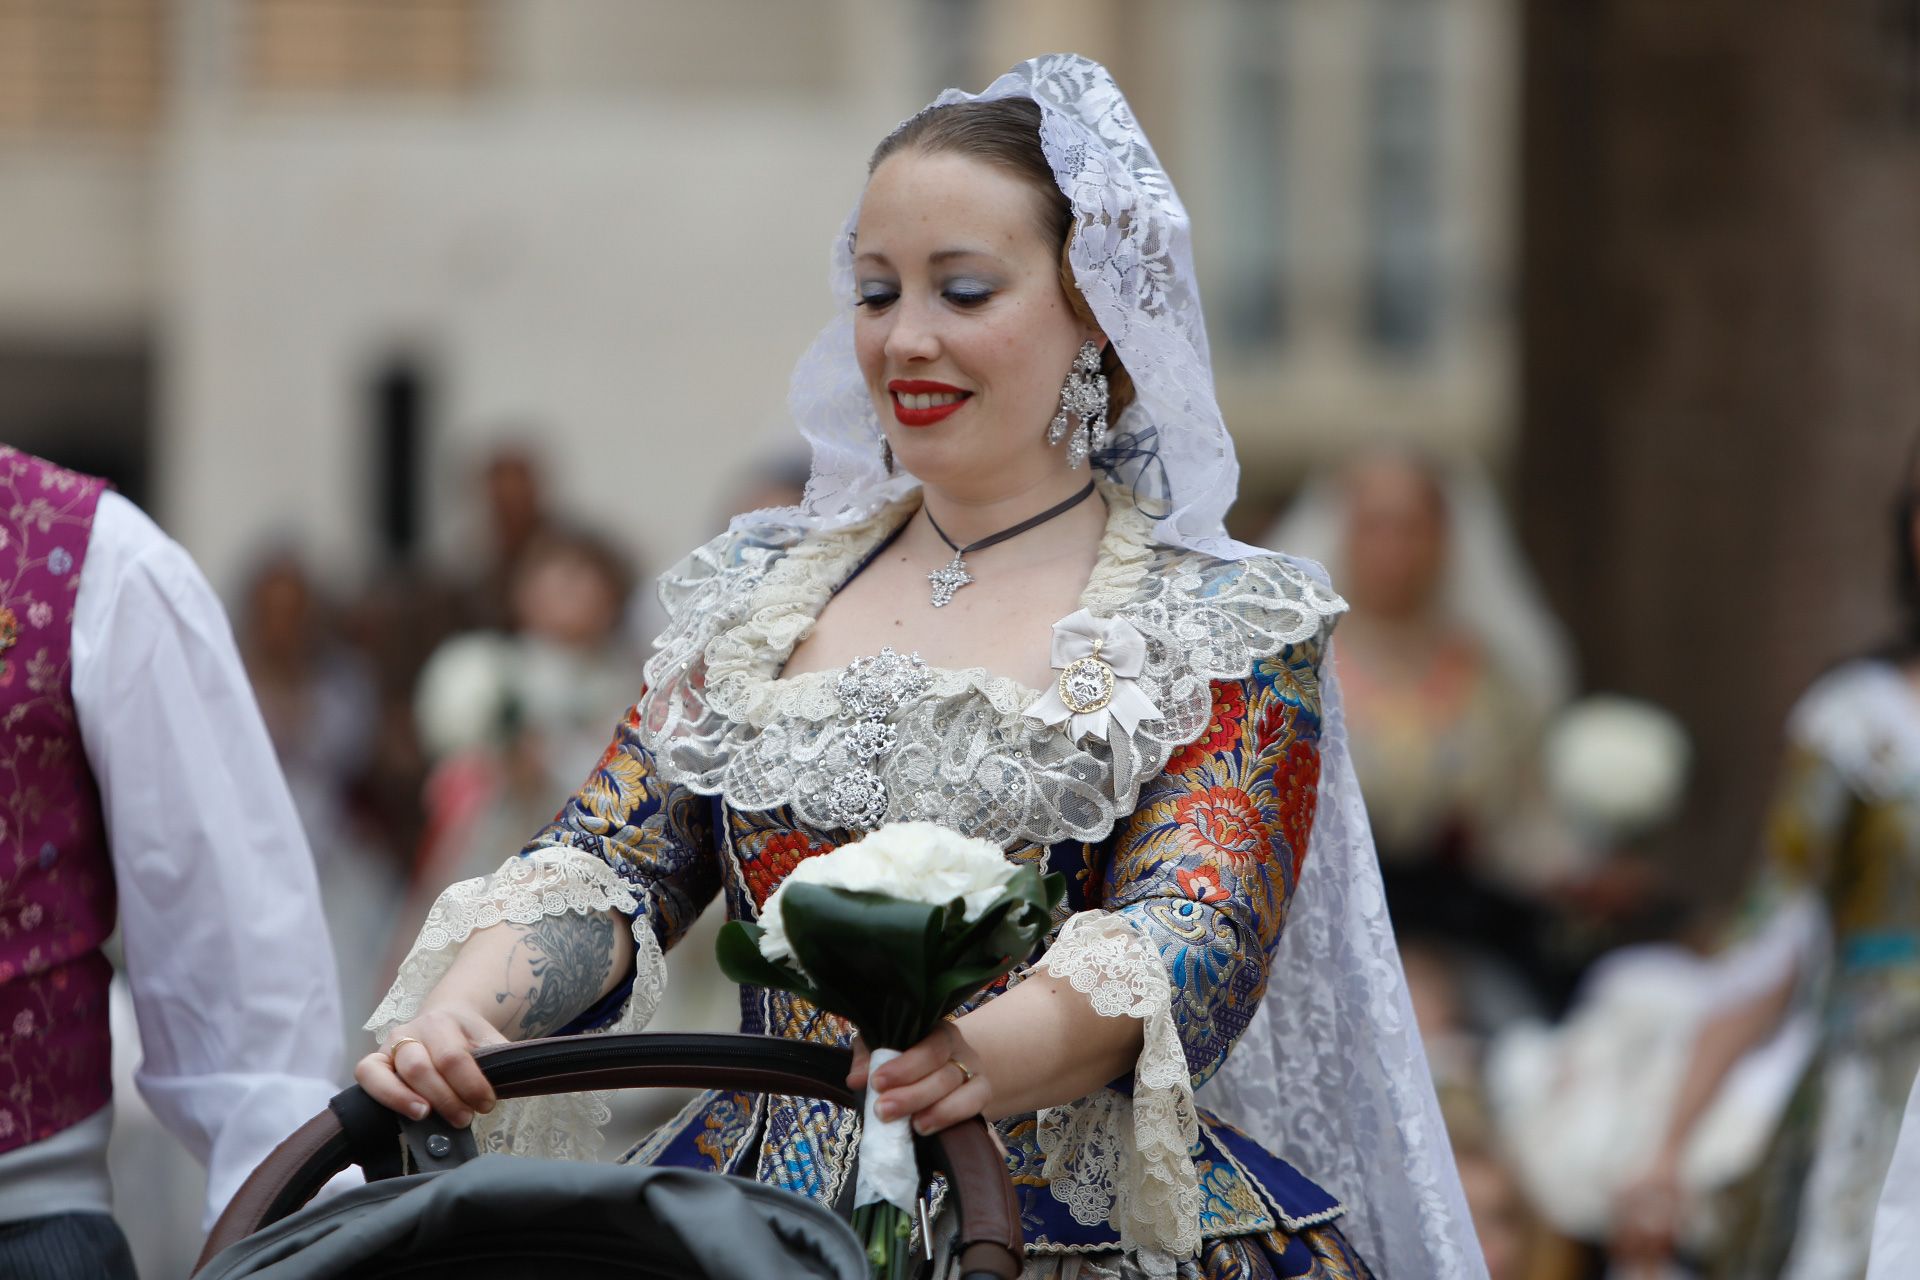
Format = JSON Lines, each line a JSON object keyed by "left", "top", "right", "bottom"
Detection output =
{"left": 1057, "top": 652, "right": 1117, "bottom": 715}
{"left": 927, "top": 554, "right": 972, "bottom": 608}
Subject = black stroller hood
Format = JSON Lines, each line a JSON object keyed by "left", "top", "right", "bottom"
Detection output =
{"left": 195, "top": 1157, "right": 868, "bottom": 1280}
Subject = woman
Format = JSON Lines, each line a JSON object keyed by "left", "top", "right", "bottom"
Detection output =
{"left": 1270, "top": 452, "right": 1574, "bottom": 1007}
{"left": 357, "top": 56, "right": 1480, "bottom": 1279}
{"left": 1614, "top": 445, "right": 1920, "bottom": 1279}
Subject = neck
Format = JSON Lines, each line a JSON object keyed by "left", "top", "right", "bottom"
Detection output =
{"left": 918, "top": 471, "right": 1097, "bottom": 549}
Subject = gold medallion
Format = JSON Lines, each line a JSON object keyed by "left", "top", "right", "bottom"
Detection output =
{"left": 1058, "top": 654, "right": 1116, "bottom": 715}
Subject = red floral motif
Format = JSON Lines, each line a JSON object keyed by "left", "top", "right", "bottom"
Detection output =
{"left": 1176, "top": 866, "right": 1230, "bottom": 904}
{"left": 739, "top": 831, "right": 831, "bottom": 908}
{"left": 1174, "top": 786, "right": 1268, "bottom": 863}
{"left": 1166, "top": 682, "right": 1247, "bottom": 774}
{"left": 1256, "top": 695, "right": 1295, "bottom": 753}
{"left": 1274, "top": 740, "right": 1322, "bottom": 880}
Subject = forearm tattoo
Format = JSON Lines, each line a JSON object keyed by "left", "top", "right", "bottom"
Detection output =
{"left": 495, "top": 911, "right": 618, "bottom": 1038}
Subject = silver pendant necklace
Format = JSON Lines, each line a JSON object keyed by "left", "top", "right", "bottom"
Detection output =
{"left": 922, "top": 480, "right": 1098, "bottom": 608}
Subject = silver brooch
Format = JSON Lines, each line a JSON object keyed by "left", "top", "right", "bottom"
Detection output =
{"left": 824, "top": 646, "right": 929, "bottom": 831}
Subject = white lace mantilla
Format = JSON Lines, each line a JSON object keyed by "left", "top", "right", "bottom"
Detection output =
{"left": 636, "top": 489, "right": 1345, "bottom": 847}
{"left": 1036, "top": 912, "right": 1200, "bottom": 1271}
{"left": 365, "top": 848, "right": 667, "bottom": 1161}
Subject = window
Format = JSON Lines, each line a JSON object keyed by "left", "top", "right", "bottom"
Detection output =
{"left": 1364, "top": 0, "right": 1440, "bottom": 358}
{"left": 243, "top": 0, "right": 485, "bottom": 97}
{"left": 0, "top": 0, "right": 164, "bottom": 137}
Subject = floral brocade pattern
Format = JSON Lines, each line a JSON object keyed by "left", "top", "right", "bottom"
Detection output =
{"left": 0, "top": 451, "right": 113, "bottom": 1157}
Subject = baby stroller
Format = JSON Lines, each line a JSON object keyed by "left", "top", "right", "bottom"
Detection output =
{"left": 191, "top": 1033, "right": 1023, "bottom": 1280}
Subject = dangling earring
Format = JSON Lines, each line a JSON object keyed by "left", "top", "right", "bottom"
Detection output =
{"left": 1047, "top": 340, "right": 1110, "bottom": 469}
{"left": 880, "top": 436, "right": 895, "bottom": 476}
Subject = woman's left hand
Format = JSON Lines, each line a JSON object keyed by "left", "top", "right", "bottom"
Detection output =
{"left": 848, "top": 1021, "right": 993, "bottom": 1135}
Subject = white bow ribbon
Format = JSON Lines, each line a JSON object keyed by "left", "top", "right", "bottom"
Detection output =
{"left": 1025, "top": 611, "right": 1162, "bottom": 779}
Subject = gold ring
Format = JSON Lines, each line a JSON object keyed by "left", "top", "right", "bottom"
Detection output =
{"left": 385, "top": 1036, "right": 425, "bottom": 1063}
{"left": 948, "top": 1055, "right": 976, "bottom": 1086}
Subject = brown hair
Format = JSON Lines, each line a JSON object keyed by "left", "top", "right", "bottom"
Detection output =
{"left": 869, "top": 98, "right": 1137, "bottom": 420}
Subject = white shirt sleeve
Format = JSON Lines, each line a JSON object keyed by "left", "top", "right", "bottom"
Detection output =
{"left": 70, "top": 492, "right": 346, "bottom": 1230}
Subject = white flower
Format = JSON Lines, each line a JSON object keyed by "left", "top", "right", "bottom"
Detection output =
{"left": 757, "top": 821, "right": 1019, "bottom": 965}
{"left": 1543, "top": 696, "right": 1692, "bottom": 838}
{"left": 413, "top": 632, "right": 515, "bottom": 759}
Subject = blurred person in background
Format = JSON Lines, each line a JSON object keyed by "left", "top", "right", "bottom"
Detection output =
{"left": 333, "top": 440, "right": 559, "bottom": 883}
{"left": 407, "top": 527, "right": 642, "bottom": 914}
{"left": 0, "top": 449, "right": 341, "bottom": 1278}
{"left": 1612, "top": 442, "right": 1920, "bottom": 1280}
{"left": 236, "top": 550, "right": 400, "bottom": 1054}
{"left": 1269, "top": 448, "right": 1577, "bottom": 1006}
{"left": 458, "top": 443, "right": 557, "bottom": 634}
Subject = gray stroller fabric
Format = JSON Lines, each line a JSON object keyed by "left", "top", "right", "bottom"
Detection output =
{"left": 197, "top": 1156, "right": 870, "bottom": 1280}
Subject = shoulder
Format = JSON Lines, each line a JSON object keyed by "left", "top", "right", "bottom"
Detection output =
{"left": 1144, "top": 542, "right": 1347, "bottom": 660}
{"left": 79, "top": 493, "right": 223, "bottom": 630}
{"left": 650, "top": 518, "right": 810, "bottom": 631}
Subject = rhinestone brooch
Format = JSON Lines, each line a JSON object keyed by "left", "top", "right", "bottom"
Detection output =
{"left": 824, "top": 646, "right": 929, "bottom": 831}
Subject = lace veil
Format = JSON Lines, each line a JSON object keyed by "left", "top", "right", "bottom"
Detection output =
{"left": 758, "top": 53, "right": 1483, "bottom": 1277}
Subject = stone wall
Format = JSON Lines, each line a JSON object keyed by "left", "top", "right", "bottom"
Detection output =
{"left": 1517, "top": 0, "right": 1920, "bottom": 898}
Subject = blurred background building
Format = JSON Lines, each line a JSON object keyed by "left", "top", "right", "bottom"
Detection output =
{"left": 0, "top": 0, "right": 1515, "bottom": 582}
{"left": 5, "top": 1, "right": 1919, "bottom": 1276}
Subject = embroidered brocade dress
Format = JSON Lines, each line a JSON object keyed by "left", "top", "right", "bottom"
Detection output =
{"left": 374, "top": 492, "right": 1373, "bottom": 1279}
{"left": 1721, "top": 660, "right": 1920, "bottom": 1280}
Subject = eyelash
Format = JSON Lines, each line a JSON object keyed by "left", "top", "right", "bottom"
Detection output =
{"left": 854, "top": 286, "right": 996, "bottom": 310}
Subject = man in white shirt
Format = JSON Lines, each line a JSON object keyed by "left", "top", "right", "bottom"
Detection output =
{"left": 0, "top": 450, "right": 343, "bottom": 1277}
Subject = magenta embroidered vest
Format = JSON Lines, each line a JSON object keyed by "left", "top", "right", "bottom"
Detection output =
{"left": 0, "top": 450, "right": 113, "bottom": 1155}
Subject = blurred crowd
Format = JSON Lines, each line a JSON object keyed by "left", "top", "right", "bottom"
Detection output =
{"left": 100, "top": 435, "right": 1920, "bottom": 1280}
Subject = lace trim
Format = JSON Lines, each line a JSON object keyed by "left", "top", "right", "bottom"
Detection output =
{"left": 363, "top": 848, "right": 667, "bottom": 1162}
{"left": 1035, "top": 911, "right": 1202, "bottom": 1264}
{"left": 636, "top": 488, "right": 1344, "bottom": 848}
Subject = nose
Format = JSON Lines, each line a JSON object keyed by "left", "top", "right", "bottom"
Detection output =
{"left": 882, "top": 296, "right": 940, "bottom": 365}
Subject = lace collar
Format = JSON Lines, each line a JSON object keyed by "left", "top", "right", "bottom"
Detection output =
{"left": 637, "top": 487, "right": 1346, "bottom": 847}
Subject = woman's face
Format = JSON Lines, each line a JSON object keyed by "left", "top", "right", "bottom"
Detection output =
{"left": 1342, "top": 457, "right": 1449, "bottom": 619}
{"left": 852, "top": 149, "right": 1099, "bottom": 498}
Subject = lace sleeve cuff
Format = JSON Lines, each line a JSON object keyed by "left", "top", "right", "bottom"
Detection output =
{"left": 363, "top": 847, "right": 668, "bottom": 1161}
{"left": 1035, "top": 910, "right": 1203, "bottom": 1264}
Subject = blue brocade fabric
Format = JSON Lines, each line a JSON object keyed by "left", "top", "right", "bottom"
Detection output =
{"left": 519, "top": 613, "right": 1366, "bottom": 1272}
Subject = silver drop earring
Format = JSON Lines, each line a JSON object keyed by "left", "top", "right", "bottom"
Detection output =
{"left": 1047, "top": 340, "right": 1110, "bottom": 469}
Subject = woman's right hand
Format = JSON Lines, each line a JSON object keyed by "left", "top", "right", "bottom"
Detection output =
{"left": 354, "top": 1006, "right": 507, "bottom": 1128}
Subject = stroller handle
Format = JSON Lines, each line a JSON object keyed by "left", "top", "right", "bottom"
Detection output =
{"left": 196, "top": 1032, "right": 1022, "bottom": 1279}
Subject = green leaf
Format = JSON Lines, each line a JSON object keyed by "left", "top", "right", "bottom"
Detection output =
{"left": 940, "top": 868, "right": 1064, "bottom": 967}
{"left": 779, "top": 884, "right": 943, "bottom": 1048}
{"left": 930, "top": 960, "right": 1024, "bottom": 1018}
{"left": 714, "top": 920, "right": 822, "bottom": 1005}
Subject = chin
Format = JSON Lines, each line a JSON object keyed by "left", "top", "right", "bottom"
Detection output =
{"left": 890, "top": 442, "right": 966, "bottom": 486}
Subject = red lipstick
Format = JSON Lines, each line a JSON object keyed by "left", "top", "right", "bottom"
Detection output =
{"left": 887, "top": 379, "right": 972, "bottom": 427}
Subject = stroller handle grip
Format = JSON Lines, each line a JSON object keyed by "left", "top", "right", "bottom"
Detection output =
{"left": 196, "top": 1032, "right": 1022, "bottom": 1279}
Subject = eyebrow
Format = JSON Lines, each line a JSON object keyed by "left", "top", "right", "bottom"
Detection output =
{"left": 852, "top": 247, "right": 1004, "bottom": 267}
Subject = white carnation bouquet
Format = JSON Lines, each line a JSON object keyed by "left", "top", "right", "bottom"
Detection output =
{"left": 1543, "top": 695, "right": 1692, "bottom": 841}
{"left": 717, "top": 821, "right": 1064, "bottom": 1280}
